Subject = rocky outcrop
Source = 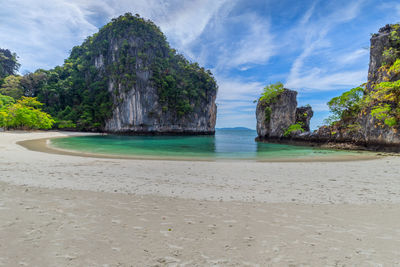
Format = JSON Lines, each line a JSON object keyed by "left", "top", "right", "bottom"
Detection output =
{"left": 296, "top": 106, "right": 313, "bottom": 132}
{"left": 98, "top": 15, "right": 218, "bottom": 134}
{"left": 274, "top": 24, "right": 400, "bottom": 151}
{"left": 367, "top": 24, "right": 400, "bottom": 91}
{"left": 256, "top": 88, "right": 313, "bottom": 140}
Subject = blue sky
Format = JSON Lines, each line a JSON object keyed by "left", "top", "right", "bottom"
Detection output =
{"left": 1, "top": 0, "right": 400, "bottom": 129}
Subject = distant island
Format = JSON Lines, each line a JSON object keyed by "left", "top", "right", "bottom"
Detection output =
{"left": 0, "top": 13, "right": 217, "bottom": 135}
{"left": 217, "top": 127, "right": 254, "bottom": 131}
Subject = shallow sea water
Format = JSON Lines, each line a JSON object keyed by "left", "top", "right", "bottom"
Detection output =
{"left": 50, "top": 129, "right": 366, "bottom": 160}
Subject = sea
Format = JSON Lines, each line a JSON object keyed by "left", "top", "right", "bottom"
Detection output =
{"left": 50, "top": 128, "right": 364, "bottom": 160}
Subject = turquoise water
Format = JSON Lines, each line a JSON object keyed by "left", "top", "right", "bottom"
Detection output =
{"left": 51, "top": 129, "right": 364, "bottom": 160}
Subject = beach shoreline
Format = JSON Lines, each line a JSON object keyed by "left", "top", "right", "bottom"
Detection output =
{"left": 1, "top": 131, "right": 400, "bottom": 265}
{"left": 18, "top": 131, "right": 380, "bottom": 162}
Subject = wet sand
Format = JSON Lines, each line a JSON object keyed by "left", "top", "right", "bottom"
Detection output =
{"left": 1, "top": 131, "right": 400, "bottom": 266}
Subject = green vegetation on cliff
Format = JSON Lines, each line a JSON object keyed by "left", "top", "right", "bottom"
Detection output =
{"left": 259, "top": 82, "right": 285, "bottom": 122}
{"left": 284, "top": 122, "right": 305, "bottom": 137}
{"left": 381, "top": 24, "right": 400, "bottom": 65}
{"left": 259, "top": 82, "right": 285, "bottom": 103}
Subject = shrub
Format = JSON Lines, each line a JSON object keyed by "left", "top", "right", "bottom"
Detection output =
{"left": 284, "top": 122, "right": 305, "bottom": 137}
{"left": 264, "top": 106, "right": 272, "bottom": 122}
{"left": 389, "top": 58, "right": 400, "bottom": 73}
{"left": 327, "top": 86, "right": 364, "bottom": 120}
{"left": 370, "top": 104, "right": 397, "bottom": 127}
{"left": 0, "top": 95, "right": 54, "bottom": 129}
{"left": 259, "top": 82, "right": 284, "bottom": 104}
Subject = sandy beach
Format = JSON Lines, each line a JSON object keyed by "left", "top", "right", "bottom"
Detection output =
{"left": 1, "top": 131, "right": 400, "bottom": 266}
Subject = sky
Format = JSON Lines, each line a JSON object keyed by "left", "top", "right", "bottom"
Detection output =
{"left": 1, "top": 0, "right": 400, "bottom": 129}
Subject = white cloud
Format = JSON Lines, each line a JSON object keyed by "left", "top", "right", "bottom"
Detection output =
{"left": 216, "top": 77, "right": 264, "bottom": 101}
{"left": 156, "top": 0, "right": 230, "bottom": 48}
{"left": 0, "top": 0, "right": 99, "bottom": 71}
{"left": 286, "top": 69, "right": 366, "bottom": 91}
{"left": 286, "top": 0, "right": 366, "bottom": 91}
{"left": 223, "top": 17, "right": 275, "bottom": 69}
{"left": 214, "top": 77, "right": 265, "bottom": 129}
{"left": 336, "top": 49, "right": 369, "bottom": 65}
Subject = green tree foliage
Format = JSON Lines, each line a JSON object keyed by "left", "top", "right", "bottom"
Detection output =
{"left": 366, "top": 80, "right": 400, "bottom": 127}
{"left": 0, "top": 95, "right": 54, "bottom": 129}
{"left": 0, "top": 48, "right": 20, "bottom": 80}
{"left": 0, "top": 75, "right": 24, "bottom": 99}
{"left": 0, "top": 94, "right": 14, "bottom": 108}
{"left": 20, "top": 70, "right": 48, "bottom": 97}
{"left": 151, "top": 52, "right": 217, "bottom": 117}
{"left": 259, "top": 82, "right": 285, "bottom": 103}
{"left": 382, "top": 25, "right": 400, "bottom": 66}
{"left": 325, "top": 86, "right": 364, "bottom": 124}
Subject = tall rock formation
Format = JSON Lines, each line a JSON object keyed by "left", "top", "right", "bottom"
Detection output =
{"left": 33, "top": 13, "right": 218, "bottom": 134}
{"left": 100, "top": 16, "right": 217, "bottom": 134}
{"left": 256, "top": 88, "right": 313, "bottom": 140}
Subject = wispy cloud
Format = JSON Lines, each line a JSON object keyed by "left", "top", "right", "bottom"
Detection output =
{"left": 286, "top": 0, "right": 366, "bottom": 91}
{"left": 336, "top": 49, "right": 369, "bottom": 65}
{"left": 220, "top": 15, "right": 275, "bottom": 69}
{"left": 0, "top": 1, "right": 99, "bottom": 71}
{"left": 216, "top": 77, "right": 263, "bottom": 102}
{"left": 287, "top": 69, "right": 366, "bottom": 91}
{"left": 215, "top": 77, "right": 264, "bottom": 129}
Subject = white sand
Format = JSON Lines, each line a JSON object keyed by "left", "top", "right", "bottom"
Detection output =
{"left": 1, "top": 131, "right": 400, "bottom": 266}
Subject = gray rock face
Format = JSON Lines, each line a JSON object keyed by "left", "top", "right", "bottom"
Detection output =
{"left": 96, "top": 31, "right": 217, "bottom": 134}
{"left": 359, "top": 25, "right": 400, "bottom": 146}
{"left": 256, "top": 89, "right": 313, "bottom": 139}
{"left": 296, "top": 106, "right": 313, "bottom": 132}
{"left": 367, "top": 24, "right": 400, "bottom": 91}
{"left": 105, "top": 76, "right": 217, "bottom": 134}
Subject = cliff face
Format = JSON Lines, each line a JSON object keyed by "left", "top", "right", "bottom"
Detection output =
{"left": 99, "top": 34, "right": 217, "bottom": 134}
{"left": 256, "top": 88, "right": 313, "bottom": 140}
{"left": 97, "top": 15, "right": 217, "bottom": 134}
{"left": 104, "top": 77, "right": 217, "bottom": 133}
{"left": 367, "top": 24, "right": 400, "bottom": 90}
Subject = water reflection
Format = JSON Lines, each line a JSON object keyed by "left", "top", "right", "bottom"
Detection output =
{"left": 215, "top": 129, "right": 258, "bottom": 158}
{"left": 51, "top": 129, "right": 360, "bottom": 159}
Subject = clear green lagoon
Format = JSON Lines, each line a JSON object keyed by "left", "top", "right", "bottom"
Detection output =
{"left": 50, "top": 129, "right": 367, "bottom": 160}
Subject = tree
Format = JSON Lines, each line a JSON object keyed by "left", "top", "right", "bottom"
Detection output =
{"left": 20, "top": 70, "right": 48, "bottom": 97}
{"left": 0, "top": 75, "right": 23, "bottom": 99}
{"left": 0, "top": 94, "right": 54, "bottom": 129}
{"left": 0, "top": 48, "right": 20, "bottom": 79}
{"left": 326, "top": 86, "right": 364, "bottom": 121}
